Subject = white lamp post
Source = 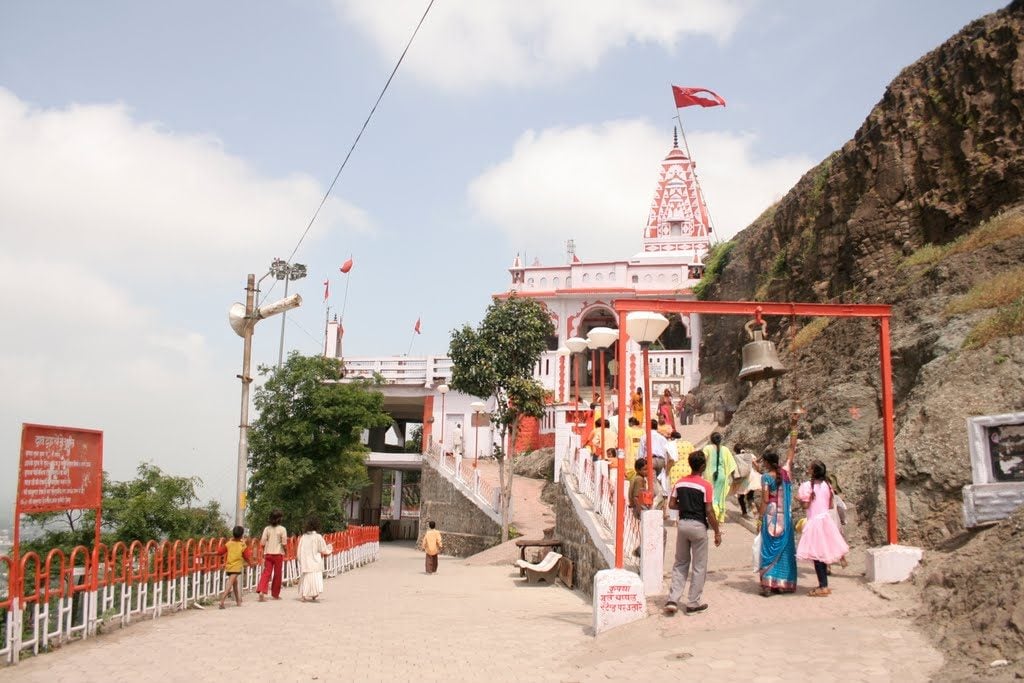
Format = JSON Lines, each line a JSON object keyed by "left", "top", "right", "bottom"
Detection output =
{"left": 469, "top": 401, "right": 486, "bottom": 467}
{"left": 228, "top": 274, "right": 302, "bottom": 527}
{"left": 587, "top": 327, "right": 619, "bottom": 463}
{"left": 623, "top": 312, "right": 670, "bottom": 526}
{"left": 437, "top": 384, "right": 450, "bottom": 447}
{"left": 565, "top": 336, "right": 588, "bottom": 407}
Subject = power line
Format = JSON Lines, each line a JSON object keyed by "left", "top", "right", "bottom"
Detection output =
{"left": 265, "top": 0, "right": 436, "bottom": 302}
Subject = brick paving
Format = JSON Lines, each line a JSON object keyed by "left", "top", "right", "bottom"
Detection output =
{"left": 2, "top": 515, "right": 943, "bottom": 683}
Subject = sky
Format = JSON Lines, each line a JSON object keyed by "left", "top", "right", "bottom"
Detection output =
{"left": 0, "top": 0, "right": 1007, "bottom": 518}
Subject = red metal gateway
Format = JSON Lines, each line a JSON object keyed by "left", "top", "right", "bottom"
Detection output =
{"left": 610, "top": 299, "right": 898, "bottom": 569}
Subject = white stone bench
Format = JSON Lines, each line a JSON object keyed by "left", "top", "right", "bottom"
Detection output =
{"left": 515, "top": 551, "right": 563, "bottom": 585}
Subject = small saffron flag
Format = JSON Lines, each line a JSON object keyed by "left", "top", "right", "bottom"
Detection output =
{"left": 414, "top": 318, "right": 421, "bottom": 334}
{"left": 671, "top": 85, "right": 726, "bottom": 109}
{"left": 340, "top": 257, "right": 354, "bottom": 274}
{"left": 323, "top": 278, "right": 330, "bottom": 301}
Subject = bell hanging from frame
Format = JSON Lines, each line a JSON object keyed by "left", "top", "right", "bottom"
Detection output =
{"left": 738, "top": 319, "right": 788, "bottom": 383}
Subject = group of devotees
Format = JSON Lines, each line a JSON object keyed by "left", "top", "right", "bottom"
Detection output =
{"left": 585, "top": 391, "right": 849, "bottom": 615}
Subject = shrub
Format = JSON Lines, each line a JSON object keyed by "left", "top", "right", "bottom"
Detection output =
{"left": 945, "top": 267, "right": 1024, "bottom": 316}
{"left": 693, "top": 241, "right": 736, "bottom": 300}
{"left": 790, "top": 317, "right": 831, "bottom": 351}
{"left": 963, "top": 297, "right": 1024, "bottom": 350}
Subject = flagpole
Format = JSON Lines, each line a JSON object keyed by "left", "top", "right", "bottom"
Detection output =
{"left": 340, "top": 259, "right": 353, "bottom": 321}
{"left": 674, "top": 111, "right": 719, "bottom": 240}
{"left": 406, "top": 331, "right": 416, "bottom": 356}
{"left": 323, "top": 304, "right": 331, "bottom": 356}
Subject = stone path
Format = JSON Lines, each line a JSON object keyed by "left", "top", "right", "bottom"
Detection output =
{"left": 2, "top": 522, "right": 944, "bottom": 683}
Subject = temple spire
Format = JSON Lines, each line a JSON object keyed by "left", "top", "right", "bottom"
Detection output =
{"left": 639, "top": 131, "right": 714, "bottom": 253}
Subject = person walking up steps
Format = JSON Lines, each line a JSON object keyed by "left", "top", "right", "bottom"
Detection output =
{"left": 664, "top": 450, "right": 722, "bottom": 615}
{"left": 702, "top": 432, "right": 736, "bottom": 523}
{"left": 422, "top": 520, "right": 443, "bottom": 574}
{"left": 797, "top": 460, "right": 850, "bottom": 596}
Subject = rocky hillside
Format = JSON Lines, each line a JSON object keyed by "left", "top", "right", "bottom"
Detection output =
{"left": 698, "top": 0, "right": 1024, "bottom": 547}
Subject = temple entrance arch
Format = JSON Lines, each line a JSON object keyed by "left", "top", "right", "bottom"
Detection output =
{"left": 574, "top": 305, "right": 619, "bottom": 392}
{"left": 657, "top": 314, "right": 692, "bottom": 351}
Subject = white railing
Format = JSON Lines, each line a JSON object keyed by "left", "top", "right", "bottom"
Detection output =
{"left": 423, "top": 445, "right": 502, "bottom": 524}
{"left": 1, "top": 529, "right": 379, "bottom": 665}
{"left": 560, "top": 442, "right": 641, "bottom": 571}
{"left": 647, "top": 349, "right": 691, "bottom": 378}
{"left": 342, "top": 356, "right": 453, "bottom": 386}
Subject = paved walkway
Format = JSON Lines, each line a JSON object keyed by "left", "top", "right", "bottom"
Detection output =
{"left": 3, "top": 523, "right": 943, "bottom": 682}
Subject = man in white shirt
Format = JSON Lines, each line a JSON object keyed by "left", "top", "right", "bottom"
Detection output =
{"left": 451, "top": 423, "right": 464, "bottom": 456}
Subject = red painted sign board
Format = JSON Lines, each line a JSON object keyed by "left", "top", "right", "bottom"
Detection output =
{"left": 17, "top": 423, "right": 103, "bottom": 512}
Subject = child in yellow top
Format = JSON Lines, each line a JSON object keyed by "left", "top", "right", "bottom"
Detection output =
{"left": 217, "top": 525, "right": 255, "bottom": 609}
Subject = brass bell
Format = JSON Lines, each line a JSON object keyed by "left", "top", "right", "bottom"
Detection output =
{"left": 738, "top": 319, "right": 788, "bottom": 382}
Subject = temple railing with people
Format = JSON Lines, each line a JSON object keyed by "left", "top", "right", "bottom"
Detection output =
{"left": 559, "top": 435, "right": 641, "bottom": 572}
{"left": 0, "top": 526, "right": 379, "bottom": 665}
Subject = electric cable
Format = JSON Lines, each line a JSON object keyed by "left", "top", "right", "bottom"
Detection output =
{"left": 263, "top": 0, "right": 436, "bottom": 302}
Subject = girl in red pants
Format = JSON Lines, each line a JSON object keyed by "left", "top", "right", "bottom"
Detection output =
{"left": 257, "top": 510, "right": 288, "bottom": 601}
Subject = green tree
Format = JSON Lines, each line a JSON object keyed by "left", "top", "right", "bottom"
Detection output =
{"left": 103, "top": 463, "right": 228, "bottom": 542}
{"left": 448, "top": 294, "right": 554, "bottom": 541}
{"left": 404, "top": 425, "right": 423, "bottom": 453}
{"left": 247, "top": 353, "right": 392, "bottom": 533}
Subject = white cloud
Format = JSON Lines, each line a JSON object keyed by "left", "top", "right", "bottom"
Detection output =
{"left": 467, "top": 120, "right": 814, "bottom": 260}
{"left": 0, "top": 88, "right": 370, "bottom": 280}
{"left": 333, "top": 0, "right": 748, "bottom": 90}
{"left": 0, "top": 88, "right": 370, "bottom": 508}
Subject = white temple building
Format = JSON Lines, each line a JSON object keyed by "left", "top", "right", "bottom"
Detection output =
{"left": 327, "top": 131, "right": 715, "bottom": 520}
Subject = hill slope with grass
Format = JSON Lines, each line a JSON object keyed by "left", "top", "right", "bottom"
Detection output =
{"left": 695, "top": 0, "right": 1024, "bottom": 549}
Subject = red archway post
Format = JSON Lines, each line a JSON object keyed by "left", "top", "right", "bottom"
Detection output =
{"left": 878, "top": 315, "right": 898, "bottom": 544}
{"left": 614, "top": 332, "right": 628, "bottom": 568}
{"left": 611, "top": 298, "right": 899, "bottom": 566}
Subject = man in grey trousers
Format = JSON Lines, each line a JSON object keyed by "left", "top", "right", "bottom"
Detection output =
{"left": 664, "top": 450, "right": 722, "bottom": 615}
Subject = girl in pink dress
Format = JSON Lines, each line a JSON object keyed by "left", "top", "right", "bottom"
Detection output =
{"left": 796, "top": 460, "right": 849, "bottom": 596}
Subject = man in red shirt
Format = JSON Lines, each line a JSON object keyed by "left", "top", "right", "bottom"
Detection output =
{"left": 664, "top": 451, "right": 722, "bottom": 615}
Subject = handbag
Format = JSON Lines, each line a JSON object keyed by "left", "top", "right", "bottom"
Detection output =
{"left": 751, "top": 533, "right": 762, "bottom": 571}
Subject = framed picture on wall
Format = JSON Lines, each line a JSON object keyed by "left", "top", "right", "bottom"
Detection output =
{"left": 967, "top": 412, "right": 1024, "bottom": 484}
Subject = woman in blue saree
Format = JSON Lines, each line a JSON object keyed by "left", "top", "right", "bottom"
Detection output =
{"left": 757, "top": 448, "right": 797, "bottom": 595}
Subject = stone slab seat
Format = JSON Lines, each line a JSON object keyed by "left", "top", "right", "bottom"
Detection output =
{"left": 515, "top": 551, "right": 563, "bottom": 585}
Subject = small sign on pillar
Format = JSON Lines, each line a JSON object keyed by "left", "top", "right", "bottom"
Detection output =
{"left": 593, "top": 568, "right": 646, "bottom": 635}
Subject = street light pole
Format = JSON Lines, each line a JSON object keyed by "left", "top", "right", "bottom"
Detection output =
{"left": 622, "top": 312, "right": 669, "bottom": 568}
{"left": 229, "top": 275, "right": 303, "bottom": 527}
{"left": 470, "top": 401, "right": 486, "bottom": 468}
{"left": 587, "top": 327, "right": 618, "bottom": 465}
{"left": 271, "top": 259, "right": 307, "bottom": 368}
{"left": 566, "top": 337, "right": 588, "bottom": 407}
{"left": 236, "top": 274, "right": 256, "bottom": 528}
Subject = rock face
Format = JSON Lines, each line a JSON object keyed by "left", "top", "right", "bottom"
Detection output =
{"left": 699, "top": 1, "right": 1024, "bottom": 547}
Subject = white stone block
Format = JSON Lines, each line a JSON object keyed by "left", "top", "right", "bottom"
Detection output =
{"left": 640, "top": 509, "right": 664, "bottom": 595}
{"left": 866, "top": 544, "right": 923, "bottom": 583}
{"left": 593, "top": 568, "right": 646, "bottom": 635}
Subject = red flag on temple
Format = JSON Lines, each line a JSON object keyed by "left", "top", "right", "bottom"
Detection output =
{"left": 671, "top": 86, "right": 727, "bottom": 109}
{"left": 340, "top": 257, "right": 354, "bottom": 274}
{"left": 323, "top": 279, "right": 330, "bottom": 301}
{"left": 414, "top": 318, "right": 422, "bottom": 334}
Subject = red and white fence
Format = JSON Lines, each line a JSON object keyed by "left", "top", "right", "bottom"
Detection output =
{"left": 424, "top": 445, "right": 501, "bottom": 524}
{"left": 561, "top": 443, "right": 641, "bottom": 570}
{"left": 0, "top": 526, "right": 379, "bottom": 665}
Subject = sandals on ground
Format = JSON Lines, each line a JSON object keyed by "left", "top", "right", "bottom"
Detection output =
{"left": 808, "top": 587, "right": 831, "bottom": 597}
